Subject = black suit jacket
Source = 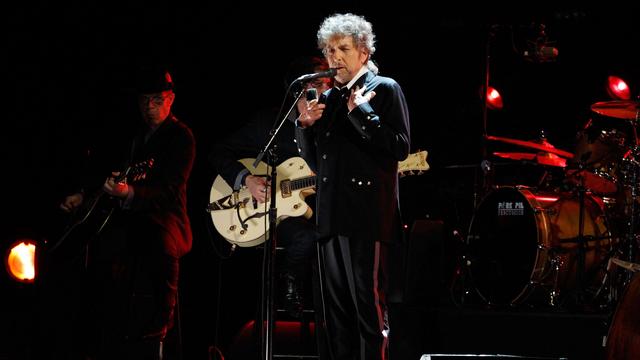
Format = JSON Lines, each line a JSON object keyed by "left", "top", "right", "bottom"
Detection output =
{"left": 295, "top": 70, "right": 410, "bottom": 242}
{"left": 127, "top": 114, "right": 196, "bottom": 258}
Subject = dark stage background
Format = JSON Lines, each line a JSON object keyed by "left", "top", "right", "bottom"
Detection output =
{"left": 3, "top": 2, "right": 640, "bottom": 359}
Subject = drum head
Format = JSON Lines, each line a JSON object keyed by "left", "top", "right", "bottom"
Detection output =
{"left": 467, "top": 187, "right": 541, "bottom": 305}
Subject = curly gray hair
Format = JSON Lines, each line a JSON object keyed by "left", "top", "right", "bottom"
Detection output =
{"left": 317, "top": 13, "right": 376, "bottom": 56}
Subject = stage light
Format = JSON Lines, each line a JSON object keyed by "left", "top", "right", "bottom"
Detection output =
{"left": 5, "top": 239, "right": 36, "bottom": 283}
{"left": 607, "top": 75, "right": 631, "bottom": 100}
{"left": 485, "top": 86, "right": 504, "bottom": 110}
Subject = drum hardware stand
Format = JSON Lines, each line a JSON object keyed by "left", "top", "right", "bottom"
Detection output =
{"left": 450, "top": 229, "right": 474, "bottom": 306}
{"left": 597, "top": 247, "right": 625, "bottom": 309}
{"left": 562, "top": 161, "right": 591, "bottom": 308}
{"left": 576, "top": 178, "right": 588, "bottom": 305}
{"left": 622, "top": 155, "right": 639, "bottom": 288}
{"left": 547, "top": 249, "right": 564, "bottom": 307}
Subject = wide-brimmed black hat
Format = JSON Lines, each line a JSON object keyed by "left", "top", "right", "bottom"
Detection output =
{"left": 135, "top": 65, "right": 174, "bottom": 94}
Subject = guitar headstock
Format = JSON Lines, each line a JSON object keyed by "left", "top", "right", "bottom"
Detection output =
{"left": 398, "top": 150, "right": 429, "bottom": 177}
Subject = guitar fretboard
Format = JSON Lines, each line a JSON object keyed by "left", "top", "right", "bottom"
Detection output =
{"left": 290, "top": 175, "right": 316, "bottom": 190}
{"left": 281, "top": 175, "right": 316, "bottom": 197}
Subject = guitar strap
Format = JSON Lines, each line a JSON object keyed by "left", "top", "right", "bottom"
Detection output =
{"left": 207, "top": 194, "right": 236, "bottom": 211}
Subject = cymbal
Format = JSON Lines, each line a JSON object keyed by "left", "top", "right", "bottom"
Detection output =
{"left": 493, "top": 151, "right": 567, "bottom": 167}
{"left": 486, "top": 135, "right": 574, "bottom": 158}
{"left": 591, "top": 100, "right": 640, "bottom": 120}
{"left": 493, "top": 152, "right": 536, "bottom": 161}
{"left": 610, "top": 257, "right": 640, "bottom": 272}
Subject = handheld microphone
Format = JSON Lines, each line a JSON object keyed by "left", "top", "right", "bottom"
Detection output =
{"left": 306, "top": 88, "right": 318, "bottom": 101}
{"left": 306, "top": 87, "right": 327, "bottom": 104}
{"left": 294, "top": 68, "right": 338, "bottom": 83}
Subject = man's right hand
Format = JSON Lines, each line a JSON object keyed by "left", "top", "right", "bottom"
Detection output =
{"left": 60, "top": 193, "right": 84, "bottom": 212}
{"left": 296, "top": 98, "right": 325, "bottom": 128}
{"left": 245, "top": 175, "right": 270, "bottom": 203}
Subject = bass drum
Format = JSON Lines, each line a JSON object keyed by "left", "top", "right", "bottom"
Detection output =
{"left": 605, "top": 272, "right": 640, "bottom": 360}
{"left": 466, "top": 186, "right": 615, "bottom": 306}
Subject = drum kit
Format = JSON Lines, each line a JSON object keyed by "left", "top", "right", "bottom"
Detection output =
{"left": 462, "top": 100, "right": 640, "bottom": 310}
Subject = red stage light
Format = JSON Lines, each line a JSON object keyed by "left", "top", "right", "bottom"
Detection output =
{"left": 607, "top": 75, "right": 631, "bottom": 100}
{"left": 486, "top": 86, "right": 504, "bottom": 110}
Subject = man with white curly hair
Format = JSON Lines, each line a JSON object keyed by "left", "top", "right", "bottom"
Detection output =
{"left": 296, "top": 13, "right": 411, "bottom": 360}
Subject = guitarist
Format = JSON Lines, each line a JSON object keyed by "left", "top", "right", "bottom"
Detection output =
{"left": 209, "top": 56, "right": 332, "bottom": 323}
{"left": 57, "top": 65, "right": 196, "bottom": 359}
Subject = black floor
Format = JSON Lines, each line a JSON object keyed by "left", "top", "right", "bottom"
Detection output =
{"left": 0, "top": 275, "right": 621, "bottom": 360}
{"left": 390, "top": 303, "right": 610, "bottom": 360}
{"left": 213, "top": 302, "right": 611, "bottom": 360}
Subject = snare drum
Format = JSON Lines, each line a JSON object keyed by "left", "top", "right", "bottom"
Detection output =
{"left": 466, "top": 186, "right": 615, "bottom": 306}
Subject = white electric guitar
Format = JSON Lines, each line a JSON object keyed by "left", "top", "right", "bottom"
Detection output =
{"left": 208, "top": 151, "right": 429, "bottom": 247}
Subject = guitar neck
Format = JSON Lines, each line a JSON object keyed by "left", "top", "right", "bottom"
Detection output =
{"left": 280, "top": 175, "right": 316, "bottom": 197}
{"left": 289, "top": 175, "right": 316, "bottom": 191}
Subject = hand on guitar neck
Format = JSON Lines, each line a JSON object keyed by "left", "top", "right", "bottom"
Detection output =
{"left": 103, "top": 172, "right": 131, "bottom": 199}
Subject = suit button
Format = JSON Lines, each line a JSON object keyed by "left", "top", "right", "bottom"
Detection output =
{"left": 322, "top": 177, "right": 328, "bottom": 183}
{"left": 322, "top": 154, "right": 327, "bottom": 160}
{"left": 325, "top": 131, "right": 331, "bottom": 137}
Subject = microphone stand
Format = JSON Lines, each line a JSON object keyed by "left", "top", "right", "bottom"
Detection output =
{"left": 254, "top": 82, "right": 306, "bottom": 360}
{"left": 476, "top": 24, "right": 498, "bottom": 210}
{"left": 462, "top": 24, "right": 497, "bottom": 306}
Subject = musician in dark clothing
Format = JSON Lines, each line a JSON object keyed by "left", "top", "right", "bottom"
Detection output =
{"left": 209, "top": 56, "right": 331, "bottom": 321}
{"left": 57, "top": 65, "right": 196, "bottom": 359}
{"left": 295, "top": 13, "right": 411, "bottom": 360}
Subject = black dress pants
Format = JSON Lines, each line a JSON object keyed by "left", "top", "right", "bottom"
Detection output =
{"left": 319, "top": 235, "right": 389, "bottom": 360}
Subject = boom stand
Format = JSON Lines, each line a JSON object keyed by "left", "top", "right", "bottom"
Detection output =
{"left": 253, "top": 85, "right": 306, "bottom": 360}
{"left": 476, "top": 24, "right": 499, "bottom": 209}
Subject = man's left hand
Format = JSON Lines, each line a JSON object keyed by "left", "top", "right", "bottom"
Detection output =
{"left": 103, "top": 172, "right": 130, "bottom": 198}
{"left": 347, "top": 85, "right": 376, "bottom": 112}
